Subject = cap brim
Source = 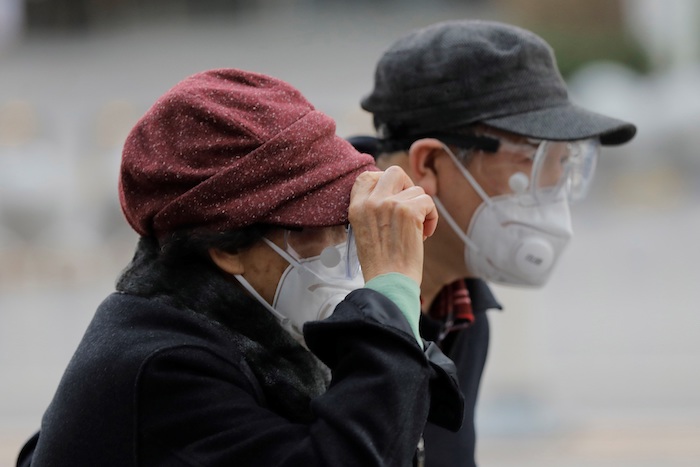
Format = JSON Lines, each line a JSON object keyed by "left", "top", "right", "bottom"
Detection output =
{"left": 346, "top": 135, "right": 381, "bottom": 158}
{"left": 482, "top": 104, "right": 637, "bottom": 146}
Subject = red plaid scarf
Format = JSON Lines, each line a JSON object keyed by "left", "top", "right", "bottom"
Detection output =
{"left": 427, "top": 280, "right": 474, "bottom": 342}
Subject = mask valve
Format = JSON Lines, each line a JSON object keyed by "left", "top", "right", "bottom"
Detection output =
{"left": 508, "top": 172, "right": 530, "bottom": 195}
{"left": 514, "top": 237, "right": 555, "bottom": 276}
{"left": 319, "top": 245, "right": 342, "bottom": 268}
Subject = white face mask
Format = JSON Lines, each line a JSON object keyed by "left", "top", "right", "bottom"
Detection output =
{"left": 235, "top": 232, "right": 364, "bottom": 344}
{"left": 437, "top": 144, "right": 574, "bottom": 287}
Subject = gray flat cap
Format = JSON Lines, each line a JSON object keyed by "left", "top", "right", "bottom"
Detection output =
{"left": 361, "top": 20, "right": 636, "bottom": 145}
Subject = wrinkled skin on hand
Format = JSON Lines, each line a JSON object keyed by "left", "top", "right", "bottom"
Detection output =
{"left": 349, "top": 166, "right": 438, "bottom": 286}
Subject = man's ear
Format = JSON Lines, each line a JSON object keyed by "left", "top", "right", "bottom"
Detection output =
{"left": 406, "top": 138, "right": 445, "bottom": 196}
{"left": 208, "top": 248, "right": 244, "bottom": 275}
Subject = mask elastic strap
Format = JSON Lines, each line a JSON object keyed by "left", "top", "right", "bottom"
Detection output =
{"left": 262, "top": 236, "right": 329, "bottom": 285}
{"left": 436, "top": 143, "right": 492, "bottom": 256}
{"left": 264, "top": 234, "right": 360, "bottom": 283}
{"left": 432, "top": 196, "right": 482, "bottom": 255}
{"left": 233, "top": 273, "right": 290, "bottom": 327}
{"left": 441, "top": 144, "right": 493, "bottom": 206}
{"left": 262, "top": 237, "right": 300, "bottom": 266}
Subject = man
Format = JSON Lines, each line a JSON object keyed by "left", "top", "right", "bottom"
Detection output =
{"left": 349, "top": 20, "right": 637, "bottom": 467}
{"left": 17, "top": 68, "right": 460, "bottom": 466}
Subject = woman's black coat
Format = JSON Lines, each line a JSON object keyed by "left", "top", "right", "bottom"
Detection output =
{"left": 18, "top": 239, "right": 462, "bottom": 466}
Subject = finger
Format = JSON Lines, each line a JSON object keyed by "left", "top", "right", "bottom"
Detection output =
{"left": 370, "top": 165, "right": 414, "bottom": 196}
{"left": 387, "top": 185, "right": 426, "bottom": 201}
{"left": 422, "top": 197, "right": 439, "bottom": 239}
{"left": 402, "top": 192, "right": 438, "bottom": 239}
{"left": 352, "top": 170, "right": 382, "bottom": 192}
{"left": 387, "top": 186, "right": 438, "bottom": 239}
{"left": 350, "top": 170, "right": 382, "bottom": 202}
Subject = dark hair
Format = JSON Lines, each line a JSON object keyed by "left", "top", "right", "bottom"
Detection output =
{"left": 384, "top": 132, "right": 499, "bottom": 154}
{"left": 349, "top": 123, "right": 500, "bottom": 163}
{"left": 159, "top": 224, "right": 272, "bottom": 265}
{"left": 116, "top": 224, "right": 272, "bottom": 313}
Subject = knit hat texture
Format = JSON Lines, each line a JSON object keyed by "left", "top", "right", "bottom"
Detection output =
{"left": 119, "top": 69, "right": 376, "bottom": 238}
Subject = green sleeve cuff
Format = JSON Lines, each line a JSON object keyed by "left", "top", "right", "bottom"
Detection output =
{"left": 364, "top": 273, "right": 422, "bottom": 347}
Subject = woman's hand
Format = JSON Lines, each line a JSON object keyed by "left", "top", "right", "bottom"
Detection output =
{"left": 349, "top": 166, "right": 438, "bottom": 285}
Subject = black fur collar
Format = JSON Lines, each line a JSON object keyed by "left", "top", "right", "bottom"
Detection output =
{"left": 116, "top": 237, "right": 330, "bottom": 422}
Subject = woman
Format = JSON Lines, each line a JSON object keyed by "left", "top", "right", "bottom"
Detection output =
{"left": 17, "top": 69, "right": 462, "bottom": 466}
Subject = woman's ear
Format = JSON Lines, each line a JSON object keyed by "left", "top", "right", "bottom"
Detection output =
{"left": 208, "top": 248, "right": 245, "bottom": 275}
{"left": 406, "top": 138, "right": 445, "bottom": 196}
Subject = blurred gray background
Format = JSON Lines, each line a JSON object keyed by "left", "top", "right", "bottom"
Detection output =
{"left": 1, "top": 0, "right": 699, "bottom": 466}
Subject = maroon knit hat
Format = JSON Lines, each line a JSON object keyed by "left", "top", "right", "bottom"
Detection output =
{"left": 119, "top": 69, "right": 376, "bottom": 238}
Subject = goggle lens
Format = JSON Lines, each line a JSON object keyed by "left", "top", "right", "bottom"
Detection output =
{"left": 530, "top": 139, "right": 599, "bottom": 203}
{"left": 283, "top": 226, "right": 361, "bottom": 281}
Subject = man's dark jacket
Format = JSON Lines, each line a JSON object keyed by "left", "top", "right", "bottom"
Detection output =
{"left": 420, "top": 279, "right": 501, "bottom": 467}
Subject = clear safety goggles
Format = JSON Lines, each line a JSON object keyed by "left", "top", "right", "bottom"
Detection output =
{"left": 263, "top": 225, "right": 362, "bottom": 282}
{"left": 524, "top": 137, "right": 599, "bottom": 203}
{"left": 455, "top": 133, "right": 600, "bottom": 205}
